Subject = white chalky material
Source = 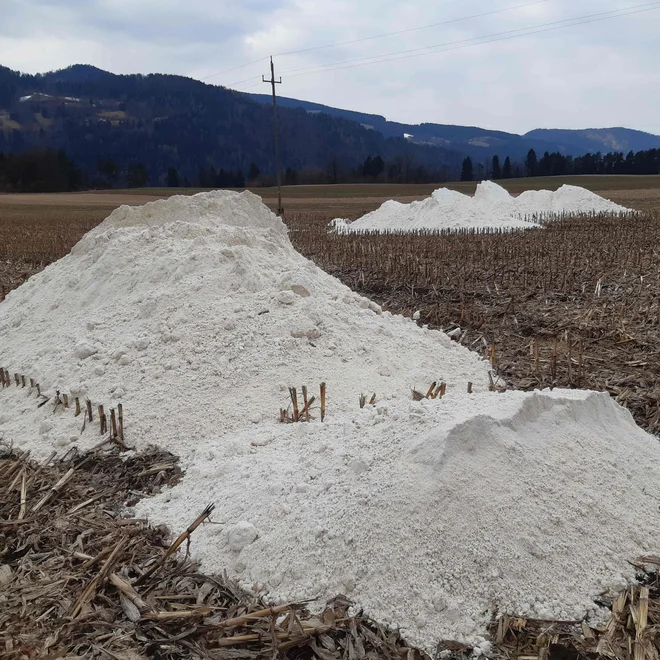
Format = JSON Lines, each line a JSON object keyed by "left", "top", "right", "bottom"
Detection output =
{"left": 332, "top": 181, "right": 630, "bottom": 233}
{"left": 0, "top": 190, "right": 488, "bottom": 462}
{"left": 227, "top": 521, "right": 259, "bottom": 551}
{"left": 134, "top": 388, "right": 660, "bottom": 653}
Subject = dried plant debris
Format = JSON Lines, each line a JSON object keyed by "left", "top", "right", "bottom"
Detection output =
{"left": 486, "top": 572, "right": 660, "bottom": 660}
{"left": 280, "top": 385, "right": 319, "bottom": 423}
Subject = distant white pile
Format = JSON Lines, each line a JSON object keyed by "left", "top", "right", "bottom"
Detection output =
{"left": 1, "top": 191, "right": 658, "bottom": 655}
{"left": 332, "top": 181, "right": 630, "bottom": 233}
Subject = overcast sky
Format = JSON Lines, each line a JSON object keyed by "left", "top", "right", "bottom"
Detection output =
{"left": 2, "top": 0, "right": 659, "bottom": 134}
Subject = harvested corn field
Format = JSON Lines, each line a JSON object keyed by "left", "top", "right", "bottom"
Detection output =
{"left": 1, "top": 182, "right": 660, "bottom": 659}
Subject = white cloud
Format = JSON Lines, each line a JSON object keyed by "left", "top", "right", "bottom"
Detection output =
{"left": 1, "top": 0, "right": 659, "bottom": 134}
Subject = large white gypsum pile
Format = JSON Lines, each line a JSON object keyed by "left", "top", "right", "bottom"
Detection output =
{"left": 1, "top": 191, "right": 659, "bottom": 655}
{"left": 332, "top": 181, "right": 630, "bottom": 233}
{"left": 0, "top": 190, "right": 489, "bottom": 461}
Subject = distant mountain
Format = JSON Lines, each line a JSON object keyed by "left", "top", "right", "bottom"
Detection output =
{"left": 42, "top": 64, "right": 115, "bottom": 84}
{"left": 0, "top": 64, "right": 462, "bottom": 186}
{"left": 524, "top": 128, "right": 660, "bottom": 156}
{"left": 248, "top": 93, "right": 660, "bottom": 160}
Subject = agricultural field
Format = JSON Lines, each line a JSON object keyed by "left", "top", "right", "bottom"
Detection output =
{"left": 2, "top": 175, "right": 659, "bottom": 289}
{"left": 2, "top": 176, "right": 660, "bottom": 660}
{"left": 291, "top": 212, "right": 660, "bottom": 433}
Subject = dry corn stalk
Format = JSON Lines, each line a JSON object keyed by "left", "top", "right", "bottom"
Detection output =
{"left": 320, "top": 382, "right": 326, "bottom": 421}
{"left": 32, "top": 467, "right": 76, "bottom": 513}
{"left": 70, "top": 536, "right": 128, "bottom": 617}
{"left": 281, "top": 386, "right": 317, "bottom": 422}
{"left": 135, "top": 503, "right": 215, "bottom": 586}
{"left": 413, "top": 382, "right": 447, "bottom": 400}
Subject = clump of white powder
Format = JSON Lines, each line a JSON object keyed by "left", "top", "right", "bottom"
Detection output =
{"left": 0, "top": 190, "right": 658, "bottom": 655}
{"left": 333, "top": 181, "right": 630, "bottom": 233}
{"left": 133, "top": 388, "right": 660, "bottom": 654}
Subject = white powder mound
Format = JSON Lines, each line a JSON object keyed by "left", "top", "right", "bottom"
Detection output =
{"left": 0, "top": 190, "right": 488, "bottom": 461}
{"left": 333, "top": 181, "right": 630, "bottom": 233}
{"left": 515, "top": 184, "right": 630, "bottom": 216}
{"left": 134, "top": 388, "right": 660, "bottom": 654}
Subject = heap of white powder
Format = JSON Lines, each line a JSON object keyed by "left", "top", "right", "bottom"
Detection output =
{"left": 333, "top": 181, "right": 630, "bottom": 233}
{"left": 0, "top": 190, "right": 488, "bottom": 461}
{"left": 0, "top": 191, "right": 658, "bottom": 655}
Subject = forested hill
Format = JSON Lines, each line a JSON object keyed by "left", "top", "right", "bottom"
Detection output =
{"left": 524, "top": 128, "right": 660, "bottom": 156}
{"left": 0, "top": 64, "right": 462, "bottom": 187}
{"left": 248, "top": 92, "right": 660, "bottom": 160}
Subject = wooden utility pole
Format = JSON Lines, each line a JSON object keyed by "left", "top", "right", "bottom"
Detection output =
{"left": 263, "top": 56, "right": 283, "bottom": 216}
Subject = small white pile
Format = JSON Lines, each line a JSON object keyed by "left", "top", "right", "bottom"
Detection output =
{"left": 333, "top": 181, "right": 630, "bottom": 233}
{"left": 0, "top": 191, "right": 658, "bottom": 655}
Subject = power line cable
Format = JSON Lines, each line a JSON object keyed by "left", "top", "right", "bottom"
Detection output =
{"left": 225, "top": 74, "right": 263, "bottom": 87}
{"left": 280, "top": 1, "right": 660, "bottom": 76}
{"left": 273, "top": 0, "right": 553, "bottom": 57}
{"left": 204, "top": 0, "right": 552, "bottom": 83}
{"left": 278, "top": 2, "right": 660, "bottom": 78}
{"left": 201, "top": 57, "right": 268, "bottom": 81}
{"left": 219, "top": 2, "right": 660, "bottom": 89}
{"left": 238, "top": 80, "right": 267, "bottom": 91}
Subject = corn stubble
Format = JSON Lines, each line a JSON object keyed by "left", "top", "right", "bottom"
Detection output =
{"left": 0, "top": 207, "right": 103, "bottom": 300}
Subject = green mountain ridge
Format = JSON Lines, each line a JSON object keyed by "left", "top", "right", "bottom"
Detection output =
{"left": 1, "top": 64, "right": 659, "bottom": 188}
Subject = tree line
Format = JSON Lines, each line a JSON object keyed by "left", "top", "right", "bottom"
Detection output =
{"left": 2, "top": 146, "right": 659, "bottom": 193}
{"left": 0, "top": 150, "right": 455, "bottom": 191}
{"left": 0, "top": 148, "right": 82, "bottom": 192}
{"left": 460, "top": 148, "right": 660, "bottom": 181}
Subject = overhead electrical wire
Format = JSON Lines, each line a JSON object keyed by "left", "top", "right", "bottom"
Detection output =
{"left": 237, "top": 80, "right": 268, "bottom": 91}
{"left": 201, "top": 57, "right": 268, "bottom": 81}
{"left": 273, "top": 0, "right": 553, "bottom": 57}
{"left": 221, "top": 1, "right": 660, "bottom": 91}
{"left": 277, "top": 1, "right": 660, "bottom": 79}
{"left": 204, "top": 0, "right": 552, "bottom": 83}
{"left": 225, "top": 74, "right": 264, "bottom": 87}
